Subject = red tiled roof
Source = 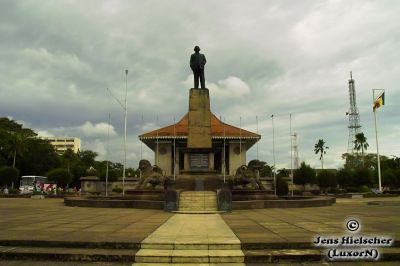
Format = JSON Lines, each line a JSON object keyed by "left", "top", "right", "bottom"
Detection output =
{"left": 139, "top": 113, "right": 260, "bottom": 140}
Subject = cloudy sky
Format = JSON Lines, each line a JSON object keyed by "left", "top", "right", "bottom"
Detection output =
{"left": 1, "top": 0, "right": 399, "bottom": 170}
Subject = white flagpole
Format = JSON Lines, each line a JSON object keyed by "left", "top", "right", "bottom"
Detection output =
{"left": 139, "top": 113, "right": 143, "bottom": 181}
{"left": 239, "top": 117, "right": 242, "bottom": 165}
{"left": 373, "top": 89, "right": 383, "bottom": 192}
{"left": 173, "top": 116, "right": 176, "bottom": 182}
{"left": 122, "top": 70, "right": 128, "bottom": 196}
{"left": 256, "top": 116, "right": 259, "bottom": 160}
{"left": 290, "top": 113, "right": 293, "bottom": 197}
{"left": 223, "top": 117, "right": 226, "bottom": 183}
{"left": 271, "top": 114, "right": 276, "bottom": 196}
{"left": 140, "top": 114, "right": 143, "bottom": 160}
{"left": 156, "top": 115, "right": 159, "bottom": 166}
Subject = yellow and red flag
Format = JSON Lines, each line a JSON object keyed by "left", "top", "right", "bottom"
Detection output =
{"left": 373, "top": 92, "right": 385, "bottom": 112}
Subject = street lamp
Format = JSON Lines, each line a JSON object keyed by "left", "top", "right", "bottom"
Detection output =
{"left": 107, "top": 69, "right": 128, "bottom": 196}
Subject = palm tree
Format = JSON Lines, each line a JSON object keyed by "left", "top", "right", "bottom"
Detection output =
{"left": 314, "top": 139, "right": 329, "bottom": 169}
{"left": 61, "top": 148, "right": 78, "bottom": 173}
{"left": 7, "top": 129, "right": 35, "bottom": 188}
{"left": 9, "top": 129, "right": 35, "bottom": 168}
{"left": 354, "top": 132, "right": 369, "bottom": 165}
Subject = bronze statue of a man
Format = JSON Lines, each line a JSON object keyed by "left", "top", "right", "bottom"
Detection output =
{"left": 190, "top": 46, "right": 207, "bottom": 89}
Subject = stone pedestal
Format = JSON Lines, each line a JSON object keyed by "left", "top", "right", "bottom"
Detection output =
{"left": 183, "top": 88, "right": 216, "bottom": 173}
{"left": 188, "top": 88, "right": 212, "bottom": 148}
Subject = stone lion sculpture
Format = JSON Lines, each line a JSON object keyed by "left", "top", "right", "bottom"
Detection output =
{"left": 232, "top": 159, "right": 264, "bottom": 190}
{"left": 136, "top": 159, "right": 166, "bottom": 190}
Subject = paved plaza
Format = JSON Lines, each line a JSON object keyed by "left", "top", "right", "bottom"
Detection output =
{"left": 0, "top": 197, "right": 399, "bottom": 264}
{"left": 222, "top": 197, "right": 400, "bottom": 246}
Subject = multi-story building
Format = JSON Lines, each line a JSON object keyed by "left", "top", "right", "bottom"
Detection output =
{"left": 43, "top": 137, "right": 81, "bottom": 155}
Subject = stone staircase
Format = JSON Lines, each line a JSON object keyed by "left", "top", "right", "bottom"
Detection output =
{"left": 133, "top": 214, "right": 244, "bottom": 265}
{"left": 134, "top": 242, "right": 244, "bottom": 264}
{"left": 178, "top": 191, "right": 217, "bottom": 213}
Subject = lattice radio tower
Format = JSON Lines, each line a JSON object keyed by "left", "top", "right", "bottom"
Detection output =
{"left": 346, "top": 72, "right": 362, "bottom": 153}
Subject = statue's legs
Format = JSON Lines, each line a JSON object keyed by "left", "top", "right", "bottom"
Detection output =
{"left": 199, "top": 69, "right": 205, "bottom": 89}
{"left": 193, "top": 71, "right": 200, "bottom": 89}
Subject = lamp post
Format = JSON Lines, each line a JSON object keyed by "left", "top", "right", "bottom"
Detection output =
{"left": 106, "top": 69, "right": 128, "bottom": 196}
{"left": 106, "top": 113, "right": 110, "bottom": 197}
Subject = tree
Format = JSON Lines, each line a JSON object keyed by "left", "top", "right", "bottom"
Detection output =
{"left": 382, "top": 169, "right": 397, "bottom": 189}
{"left": 336, "top": 168, "right": 353, "bottom": 188}
{"left": 19, "top": 138, "right": 60, "bottom": 176}
{"left": 9, "top": 129, "right": 36, "bottom": 168}
{"left": 0, "top": 166, "right": 19, "bottom": 187}
{"left": 277, "top": 168, "right": 290, "bottom": 178}
{"left": 314, "top": 139, "right": 329, "bottom": 169}
{"left": 317, "top": 170, "right": 337, "bottom": 193}
{"left": 79, "top": 150, "right": 98, "bottom": 167}
{"left": 276, "top": 176, "right": 289, "bottom": 196}
{"left": 256, "top": 161, "right": 273, "bottom": 177}
{"left": 0, "top": 118, "right": 36, "bottom": 169}
{"left": 61, "top": 148, "right": 78, "bottom": 173}
{"left": 353, "top": 167, "right": 372, "bottom": 187}
{"left": 46, "top": 168, "right": 72, "bottom": 188}
{"left": 354, "top": 133, "right": 369, "bottom": 164}
{"left": 294, "top": 162, "right": 316, "bottom": 191}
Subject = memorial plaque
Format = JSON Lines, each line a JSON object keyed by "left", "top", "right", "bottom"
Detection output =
{"left": 189, "top": 153, "right": 209, "bottom": 169}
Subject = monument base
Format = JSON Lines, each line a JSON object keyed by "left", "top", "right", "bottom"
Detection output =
{"left": 180, "top": 169, "right": 219, "bottom": 175}
{"left": 182, "top": 148, "right": 218, "bottom": 173}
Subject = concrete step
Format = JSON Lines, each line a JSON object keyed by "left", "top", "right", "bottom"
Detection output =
{"left": 179, "top": 191, "right": 217, "bottom": 212}
{"left": 0, "top": 245, "right": 136, "bottom": 262}
{"left": 141, "top": 243, "right": 240, "bottom": 250}
{"left": 134, "top": 263, "right": 244, "bottom": 266}
{"left": 243, "top": 248, "right": 400, "bottom": 263}
{"left": 135, "top": 249, "right": 244, "bottom": 263}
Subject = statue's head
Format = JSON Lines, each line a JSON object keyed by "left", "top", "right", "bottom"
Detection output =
{"left": 194, "top": 46, "right": 200, "bottom": 52}
{"left": 139, "top": 159, "right": 152, "bottom": 171}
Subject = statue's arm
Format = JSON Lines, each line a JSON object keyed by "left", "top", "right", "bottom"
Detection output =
{"left": 190, "top": 54, "right": 195, "bottom": 70}
{"left": 203, "top": 54, "right": 207, "bottom": 65}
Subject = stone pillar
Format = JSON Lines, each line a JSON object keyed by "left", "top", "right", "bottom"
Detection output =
{"left": 187, "top": 88, "right": 212, "bottom": 148}
{"left": 156, "top": 141, "right": 172, "bottom": 175}
{"left": 209, "top": 152, "right": 214, "bottom": 170}
{"left": 229, "top": 142, "right": 246, "bottom": 175}
{"left": 184, "top": 153, "right": 189, "bottom": 171}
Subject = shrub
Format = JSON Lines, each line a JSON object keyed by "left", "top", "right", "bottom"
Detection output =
{"left": 360, "top": 185, "right": 370, "bottom": 193}
{"left": 327, "top": 187, "right": 344, "bottom": 194}
{"left": 276, "top": 176, "right": 289, "bottom": 196}
{"left": 112, "top": 187, "right": 123, "bottom": 193}
{"left": 347, "top": 186, "right": 360, "bottom": 193}
{"left": 310, "top": 190, "right": 321, "bottom": 195}
{"left": 9, "top": 188, "right": 20, "bottom": 194}
{"left": 293, "top": 190, "right": 302, "bottom": 196}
